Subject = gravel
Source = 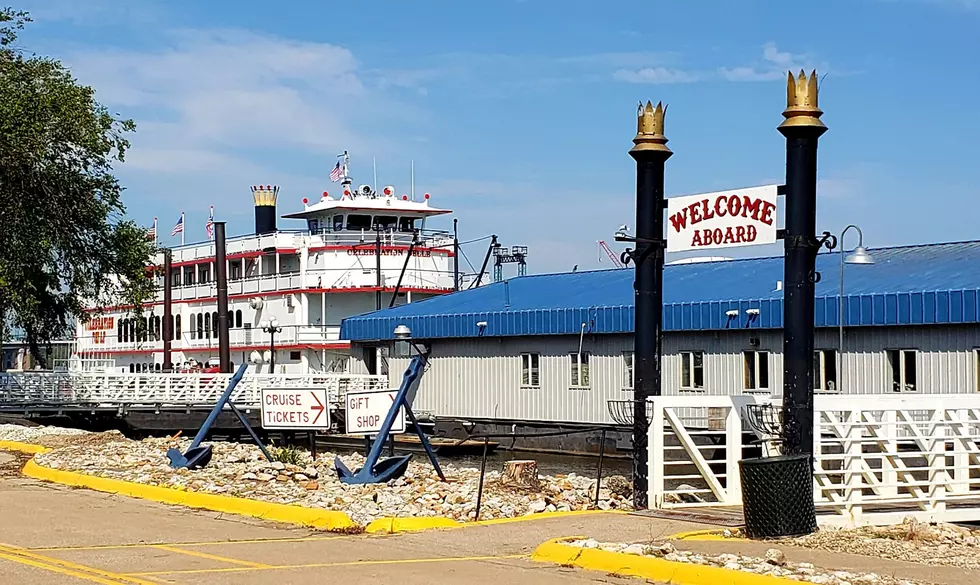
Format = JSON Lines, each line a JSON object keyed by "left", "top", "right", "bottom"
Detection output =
{"left": 10, "top": 425, "right": 632, "bottom": 526}
{"left": 567, "top": 539, "right": 933, "bottom": 584}
{"left": 786, "top": 518, "right": 980, "bottom": 571}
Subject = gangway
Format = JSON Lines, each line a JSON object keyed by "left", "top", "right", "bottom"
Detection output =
{"left": 0, "top": 370, "right": 386, "bottom": 414}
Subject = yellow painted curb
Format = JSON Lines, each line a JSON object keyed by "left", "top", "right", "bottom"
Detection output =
{"left": 21, "top": 459, "right": 357, "bottom": 532}
{"left": 365, "top": 516, "right": 463, "bottom": 534}
{"left": 532, "top": 537, "right": 792, "bottom": 585}
{"left": 0, "top": 440, "right": 52, "bottom": 455}
{"left": 669, "top": 528, "right": 742, "bottom": 542}
{"left": 3, "top": 440, "right": 629, "bottom": 536}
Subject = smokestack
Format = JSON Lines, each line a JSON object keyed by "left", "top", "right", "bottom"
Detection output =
{"left": 252, "top": 185, "right": 279, "bottom": 234}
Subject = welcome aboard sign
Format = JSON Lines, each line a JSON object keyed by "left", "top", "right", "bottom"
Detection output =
{"left": 666, "top": 185, "right": 779, "bottom": 253}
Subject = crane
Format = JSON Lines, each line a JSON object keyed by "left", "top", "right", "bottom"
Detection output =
{"left": 598, "top": 240, "right": 625, "bottom": 269}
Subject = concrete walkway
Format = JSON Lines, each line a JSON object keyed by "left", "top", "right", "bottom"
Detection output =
{"left": 0, "top": 468, "right": 705, "bottom": 584}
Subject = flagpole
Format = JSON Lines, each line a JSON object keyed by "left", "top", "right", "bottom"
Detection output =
{"left": 373, "top": 157, "right": 378, "bottom": 193}
{"left": 411, "top": 160, "right": 415, "bottom": 202}
{"left": 181, "top": 211, "right": 185, "bottom": 246}
{"left": 154, "top": 217, "right": 158, "bottom": 246}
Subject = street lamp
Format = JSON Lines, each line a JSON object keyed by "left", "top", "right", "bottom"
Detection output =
{"left": 839, "top": 225, "right": 874, "bottom": 392}
{"left": 259, "top": 317, "right": 282, "bottom": 371}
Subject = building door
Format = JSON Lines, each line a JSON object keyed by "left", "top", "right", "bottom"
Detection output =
{"left": 364, "top": 346, "right": 377, "bottom": 375}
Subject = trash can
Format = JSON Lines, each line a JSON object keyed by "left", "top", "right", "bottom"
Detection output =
{"left": 738, "top": 453, "right": 817, "bottom": 539}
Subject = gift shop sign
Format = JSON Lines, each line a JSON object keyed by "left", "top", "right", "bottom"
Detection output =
{"left": 666, "top": 185, "right": 778, "bottom": 253}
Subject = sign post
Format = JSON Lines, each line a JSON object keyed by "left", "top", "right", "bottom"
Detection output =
{"left": 344, "top": 389, "right": 406, "bottom": 436}
{"left": 625, "top": 101, "right": 672, "bottom": 510}
{"left": 260, "top": 388, "right": 330, "bottom": 430}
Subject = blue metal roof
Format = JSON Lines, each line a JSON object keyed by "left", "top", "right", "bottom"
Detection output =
{"left": 341, "top": 241, "right": 980, "bottom": 341}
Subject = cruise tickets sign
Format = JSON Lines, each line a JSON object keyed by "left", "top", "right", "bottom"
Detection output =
{"left": 666, "top": 185, "right": 779, "bottom": 253}
{"left": 260, "top": 388, "right": 330, "bottom": 430}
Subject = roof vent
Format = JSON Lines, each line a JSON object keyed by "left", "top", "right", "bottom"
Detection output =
{"left": 775, "top": 280, "right": 783, "bottom": 291}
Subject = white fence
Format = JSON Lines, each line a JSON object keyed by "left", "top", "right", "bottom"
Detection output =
{"left": 0, "top": 370, "right": 387, "bottom": 409}
{"left": 647, "top": 394, "right": 980, "bottom": 527}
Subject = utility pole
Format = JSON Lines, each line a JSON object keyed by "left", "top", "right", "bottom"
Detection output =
{"left": 162, "top": 249, "right": 173, "bottom": 372}
{"left": 627, "top": 101, "right": 672, "bottom": 509}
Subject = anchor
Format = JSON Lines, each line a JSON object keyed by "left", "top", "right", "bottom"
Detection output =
{"left": 335, "top": 353, "right": 446, "bottom": 484}
{"left": 167, "top": 362, "right": 272, "bottom": 469}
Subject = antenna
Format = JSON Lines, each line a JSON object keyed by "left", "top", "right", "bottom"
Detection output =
{"left": 411, "top": 160, "right": 415, "bottom": 202}
{"left": 373, "top": 157, "right": 377, "bottom": 193}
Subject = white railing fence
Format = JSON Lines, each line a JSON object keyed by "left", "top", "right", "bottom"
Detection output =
{"left": 647, "top": 394, "right": 980, "bottom": 527}
{"left": 0, "top": 370, "right": 387, "bottom": 408}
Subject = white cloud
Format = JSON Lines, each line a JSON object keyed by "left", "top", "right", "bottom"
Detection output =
{"left": 612, "top": 67, "right": 701, "bottom": 84}
{"left": 719, "top": 42, "right": 825, "bottom": 82}
{"left": 60, "top": 27, "right": 421, "bottom": 198}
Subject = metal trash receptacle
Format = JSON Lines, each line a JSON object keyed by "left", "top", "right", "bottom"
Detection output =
{"left": 738, "top": 453, "right": 817, "bottom": 539}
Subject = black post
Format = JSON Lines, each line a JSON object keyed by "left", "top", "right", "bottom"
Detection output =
{"left": 778, "top": 71, "right": 827, "bottom": 458}
{"left": 269, "top": 330, "right": 276, "bottom": 370}
{"left": 162, "top": 249, "right": 173, "bottom": 372}
{"left": 474, "top": 436, "right": 490, "bottom": 521}
{"left": 628, "top": 101, "right": 672, "bottom": 510}
{"left": 453, "top": 219, "right": 459, "bottom": 291}
{"left": 309, "top": 431, "right": 317, "bottom": 462}
{"left": 215, "top": 222, "right": 231, "bottom": 373}
{"left": 594, "top": 428, "right": 607, "bottom": 508}
{"left": 375, "top": 228, "right": 382, "bottom": 311}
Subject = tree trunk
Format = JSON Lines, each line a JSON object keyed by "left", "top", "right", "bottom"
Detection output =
{"left": 501, "top": 460, "right": 540, "bottom": 490}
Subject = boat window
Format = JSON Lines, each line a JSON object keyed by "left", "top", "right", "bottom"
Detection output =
{"left": 373, "top": 216, "right": 398, "bottom": 231}
{"left": 346, "top": 214, "right": 371, "bottom": 230}
{"left": 307, "top": 219, "right": 319, "bottom": 234}
{"left": 333, "top": 215, "right": 345, "bottom": 231}
{"left": 398, "top": 217, "right": 418, "bottom": 232}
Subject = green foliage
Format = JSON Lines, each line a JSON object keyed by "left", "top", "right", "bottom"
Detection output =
{"left": 270, "top": 444, "right": 304, "bottom": 466}
{"left": 0, "top": 8, "right": 157, "bottom": 364}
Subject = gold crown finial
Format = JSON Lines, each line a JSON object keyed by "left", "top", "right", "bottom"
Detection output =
{"left": 251, "top": 185, "right": 279, "bottom": 207}
{"left": 779, "top": 70, "right": 826, "bottom": 130}
{"left": 630, "top": 100, "right": 672, "bottom": 155}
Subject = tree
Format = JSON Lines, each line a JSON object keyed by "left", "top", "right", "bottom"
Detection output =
{"left": 0, "top": 8, "right": 157, "bottom": 367}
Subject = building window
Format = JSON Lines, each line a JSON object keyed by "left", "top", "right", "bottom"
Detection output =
{"left": 814, "top": 349, "right": 838, "bottom": 392}
{"left": 520, "top": 353, "right": 540, "bottom": 387}
{"left": 743, "top": 350, "right": 770, "bottom": 391}
{"left": 887, "top": 349, "right": 917, "bottom": 392}
{"left": 569, "top": 352, "right": 590, "bottom": 388}
{"left": 623, "top": 352, "right": 634, "bottom": 389}
{"left": 289, "top": 351, "right": 302, "bottom": 361}
{"left": 235, "top": 310, "right": 243, "bottom": 328}
{"left": 681, "top": 351, "right": 705, "bottom": 390}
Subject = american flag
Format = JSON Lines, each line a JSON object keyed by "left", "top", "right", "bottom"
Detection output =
{"left": 171, "top": 214, "right": 183, "bottom": 236}
{"left": 205, "top": 206, "right": 214, "bottom": 240}
{"left": 146, "top": 218, "right": 157, "bottom": 240}
{"left": 329, "top": 161, "right": 343, "bottom": 182}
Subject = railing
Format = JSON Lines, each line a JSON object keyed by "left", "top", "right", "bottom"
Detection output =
{"left": 0, "top": 370, "right": 388, "bottom": 408}
{"left": 646, "top": 393, "right": 980, "bottom": 527}
{"left": 307, "top": 227, "right": 453, "bottom": 248}
{"left": 75, "top": 325, "right": 344, "bottom": 353}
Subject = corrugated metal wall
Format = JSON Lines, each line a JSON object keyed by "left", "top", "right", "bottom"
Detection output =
{"left": 369, "top": 324, "right": 980, "bottom": 425}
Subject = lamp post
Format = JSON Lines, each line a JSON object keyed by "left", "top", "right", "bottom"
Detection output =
{"left": 838, "top": 225, "right": 874, "bottom": 392}
{"left": 260, "top": 318, "right": 282, "bottom": 371}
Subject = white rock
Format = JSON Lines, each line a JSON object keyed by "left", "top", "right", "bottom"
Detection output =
{"left": 622, "top": 543, "right": 647, "bottom": 556}
{"left": 764, "top": 548, "right": 786, "bottom": 566}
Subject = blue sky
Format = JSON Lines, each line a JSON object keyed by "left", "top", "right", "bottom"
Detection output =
{"left": 14, "top": 0, "right": 980, "bottom": 274}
